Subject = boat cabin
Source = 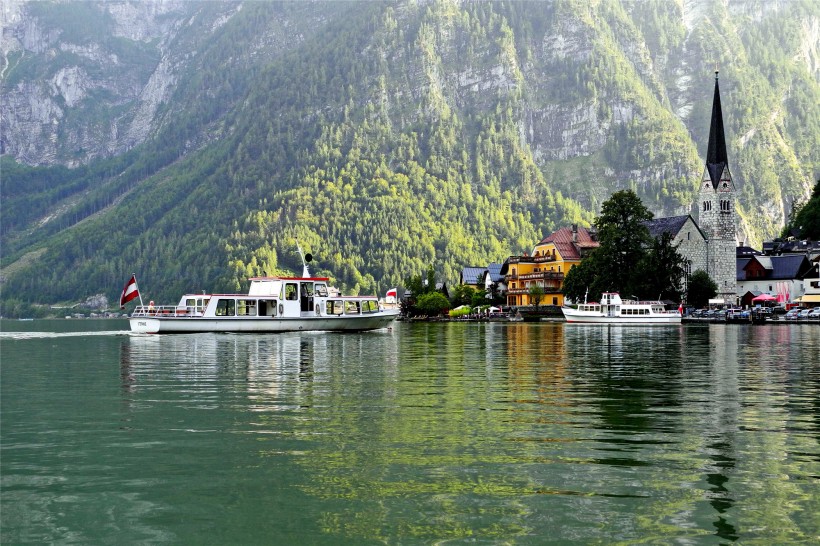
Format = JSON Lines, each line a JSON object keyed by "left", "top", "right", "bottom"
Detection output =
{"left": 131, "top": 276, "right": 382, "bottom": 320}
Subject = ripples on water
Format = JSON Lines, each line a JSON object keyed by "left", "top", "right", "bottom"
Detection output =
{"left": 1, "top": 320, "right": 818, "bottom": 544}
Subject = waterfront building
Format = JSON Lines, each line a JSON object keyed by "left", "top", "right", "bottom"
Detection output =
{"left": 500, "top": 225, "right": 598, "bottom": 307}
{"left": 736, "top": 253, "right": 814, "bottom": 307}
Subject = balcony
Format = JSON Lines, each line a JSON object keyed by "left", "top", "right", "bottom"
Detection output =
{"left": 506, "top": 271, "right": 564, "bottom": 295}
{"left": 508, "top": 254, "right": 556, "bottom": 265}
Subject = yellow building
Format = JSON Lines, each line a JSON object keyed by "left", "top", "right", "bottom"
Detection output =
{"left": 501, "top": 225, "right": 599, "bottom": 307}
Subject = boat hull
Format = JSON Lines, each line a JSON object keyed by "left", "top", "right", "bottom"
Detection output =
{"left": 562, "top": 309, "right": 681, "bottom": 325}
{"left": 130, "top": 310, "right": 399, "bottom": 334}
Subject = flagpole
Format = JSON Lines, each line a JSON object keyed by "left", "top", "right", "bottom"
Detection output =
{"left": 134, "top": 273, "right": 144, "bottom": 307}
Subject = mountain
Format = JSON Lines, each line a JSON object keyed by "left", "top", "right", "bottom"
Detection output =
{"left": 1, "top": 0, "right": 818, "bottom": 315}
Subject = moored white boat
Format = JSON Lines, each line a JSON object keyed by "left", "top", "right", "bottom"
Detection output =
{"left": 127, "top": 249, "right": 399, "bottom": 334}
{"left": 562, "top": 292, "right": 681, "bottom": 325}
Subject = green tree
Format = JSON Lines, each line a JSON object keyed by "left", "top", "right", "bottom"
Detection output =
{"left": 471, "top": 289, "right": 490, "bottom": 308}
{"left": 686, "top": 270, "right": 718, "bottom": 309}
{"left": 450, "top": 284, "right": 477, "bottom": 307}
{"left": 415, "top": 292, "right": 450, "bottom": 316}
{"left": 562, "top": 259, "right": 596, "bottom": 303}
{"left": 563, "top": 190, "right": 660, "bottom": 302}
{"left": 594, "top": 190, "right": 654, "bottom": 297}
{"left": 785, "top": 179, "right": 820, "bottom": 239}
{"left": 637, "top": 232, "right": 686, "bottom": 301}
{"left": 528, "top": 284, "right": 545, "bottom": 311}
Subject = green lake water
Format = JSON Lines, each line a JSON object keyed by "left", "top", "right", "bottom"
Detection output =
{"left": 1, "top": 320, "right": 818, "bottom": 544}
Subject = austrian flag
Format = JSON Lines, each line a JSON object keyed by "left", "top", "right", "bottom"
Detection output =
{"left": 120, "top": 275, "right": 140, "bottom": 308}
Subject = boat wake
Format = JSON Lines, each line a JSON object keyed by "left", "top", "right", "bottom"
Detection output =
{"left": 0, "top": 330, "right": 132, "bottom": 340}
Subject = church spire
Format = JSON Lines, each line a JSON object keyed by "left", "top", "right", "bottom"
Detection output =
{"left": 705, "top": 71, "right": 728, "bottom": 187}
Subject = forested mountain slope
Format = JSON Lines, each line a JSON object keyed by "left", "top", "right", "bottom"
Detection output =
{"left": 1, "top": 0, "right": 818, "bottom": 313}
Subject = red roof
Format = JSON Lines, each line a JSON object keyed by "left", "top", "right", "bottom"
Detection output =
{"left": 536, "top": 226, "right": 599, "bottom": 261}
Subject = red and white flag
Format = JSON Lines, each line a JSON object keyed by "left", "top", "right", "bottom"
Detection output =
{"left": 386, "top": 288, "right": 397, "bottom": 299}
{"left": 120, "top": 275, "right": 140, "bottom": 308}
{"left": 678, "top": 303, "right": 683, "bottom": 315}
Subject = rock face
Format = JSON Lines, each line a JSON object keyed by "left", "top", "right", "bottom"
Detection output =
{"left": 1, "top": 0, "right": 816, "bottom": 247}
{"left": 1, "top": 1, "right": 234, "bottom": 166}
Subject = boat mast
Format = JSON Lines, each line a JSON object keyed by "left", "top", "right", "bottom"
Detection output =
{"left": 295, "top": 239, "right": 311, "bottom": 277}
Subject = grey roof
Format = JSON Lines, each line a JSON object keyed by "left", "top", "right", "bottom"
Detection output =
{"left": 742, "top": 254, "right": 812, "bottom": 280}
{"left": 460, "top": 266, "right": 486, "bottom": 285}
{"left": 487, "top": 263, "right": 504, "bottom": 283}
{"left": 737, "top": 257, "right": 751, "bottom": 280}
{"left": 756, "top": 256, "right": 773, "bottom": 270}
{"left": 770, "top": 255, "right": 812, "bottom": 279}
{"left": 643, "top": 215, "right": 696, "bottom": 239}
{"left": 736, "top": 246, "right": 760, "bottom": 257}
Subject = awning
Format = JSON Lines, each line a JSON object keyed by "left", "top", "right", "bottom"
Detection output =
{"left": 752, "top": 293, "right": 777, "bottom": 302}
{"left": 795, "top": 294, "right": 820, "bottom": 303}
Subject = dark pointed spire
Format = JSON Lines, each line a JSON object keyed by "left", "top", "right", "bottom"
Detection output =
{"left": 705, "top": 71, "right": 728, "bottom": 187}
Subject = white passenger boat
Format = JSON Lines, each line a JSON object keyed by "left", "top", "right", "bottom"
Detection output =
{"left": 127, "top": 250, "right": 399, "bottom": 334}
{"left": 561, "top": 292, "right": 681, "bottom": 325}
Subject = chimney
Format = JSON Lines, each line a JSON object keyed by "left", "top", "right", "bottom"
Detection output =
{"left": 572, "top": 224, "right": 578, "bottom": 243}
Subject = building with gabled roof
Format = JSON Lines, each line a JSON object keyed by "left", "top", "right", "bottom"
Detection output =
{"left": 501, "top": 225, "right": 598, "bottom": 307}
{"left": 737, "top": 254, "right": 814, "bottom": 307}
{"left": 644, "top": 215, "right": 708, "bottom": 293}
{"left": 459, "top": 266, "right": 486, "bottom": 287}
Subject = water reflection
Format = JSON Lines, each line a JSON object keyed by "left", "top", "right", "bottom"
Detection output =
{"left": 106, "top": 324, "right": 820, "bottom": 543}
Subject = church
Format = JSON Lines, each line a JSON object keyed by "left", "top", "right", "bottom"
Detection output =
{"left": 645, "top": 71, "right": 738, "bottom": 304}
{"left": 477, "top": 73, "right": 740, "bottom": 308}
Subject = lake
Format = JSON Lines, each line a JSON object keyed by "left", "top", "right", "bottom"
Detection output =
{"left": 1, "top": 319, "right": 818, "bottom": 544}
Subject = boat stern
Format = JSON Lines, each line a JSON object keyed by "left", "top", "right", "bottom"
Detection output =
{"left": 129, "top": 317, "right": 161, "bottom": 334}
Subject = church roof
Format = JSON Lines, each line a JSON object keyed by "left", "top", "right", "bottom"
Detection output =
{"left": 705, "top": 72, "right": 729, "bottom": 188}
{"left": 643, "top": 215, "right": 707, "bottom": 242}
{"left": 644, "top": 215, "right": 689, "bottom": 239}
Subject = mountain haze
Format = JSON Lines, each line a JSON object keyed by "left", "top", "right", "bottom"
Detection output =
{"left": 1, "top": 0, "right": 818, "bottom": 313}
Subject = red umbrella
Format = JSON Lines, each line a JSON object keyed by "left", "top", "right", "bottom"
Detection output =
{"left": 751, "top": 293, "right": 776, "bottom": 303}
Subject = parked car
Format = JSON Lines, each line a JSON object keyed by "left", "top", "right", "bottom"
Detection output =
{"left": 798, "top": 308, "right": 812, "bottom": 319}
{"left": 807, "top": 307, "right": 820, "bottom": 319}
{"left": 784, "top": 309, "right": 801, "bottom": 320}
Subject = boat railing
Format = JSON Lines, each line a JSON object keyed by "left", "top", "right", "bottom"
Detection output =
{"left": 132, "top": 305, "right": 191, "bottom": 317}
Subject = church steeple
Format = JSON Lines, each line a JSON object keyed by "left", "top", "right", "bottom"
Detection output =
{"left": 705, "top": 71, "right": 728, "bottom": 188}
{"left": 697, "top": 70, "right": 737, "bottom": 305}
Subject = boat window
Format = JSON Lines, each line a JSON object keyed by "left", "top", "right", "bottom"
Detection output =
{"left": 301, "top": 283, "right": 314, "bottom": 297}
{"left": 237, "top": 299, "right": 257, "bottom": 316}
{"left": 186, "top": 298, "right": 196, "bottom": 307}
{"left": 362, "top": 300, "right": 378, "bottom": 313}
{"left": 345, "top": 301, "right": 361, "bottom": 314}
{"left": 259, "top": 299, "right": 277, "bottom": 316}
{"left": 315, "top": 283, "right": 328, "bottom": 297}
{"left": 215, "top": 299, "right": 236, "bottom": 316}
{"left": 285, "top": 283, "right": 298, "bottom": 301}
{"left": 327, "top": 300, "right": 344, "bottom": 315}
